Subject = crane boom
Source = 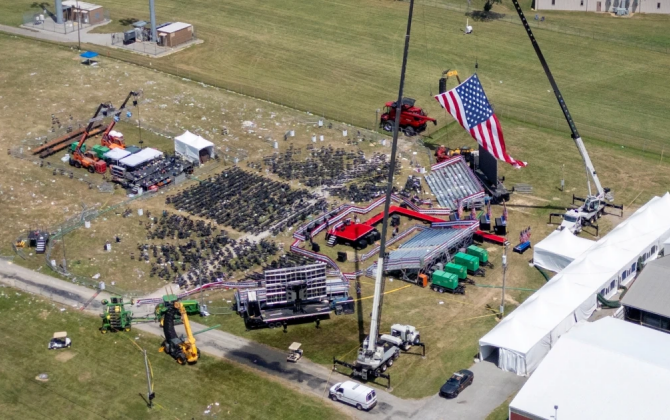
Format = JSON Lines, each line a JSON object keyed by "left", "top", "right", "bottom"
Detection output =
{"left": 510, "top": 0, "right": 603, "bottom": 198}
{"left": 74, "top": 103, "right": 106, "bottom": 154}
{"left": 102, "top": 91, "right": 139, "bottom": 142}
{"left": 366, "top": 0, "right": 415, "bottom": 354}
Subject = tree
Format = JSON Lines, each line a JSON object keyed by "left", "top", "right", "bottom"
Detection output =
{"left": 484, "top": 0, "right": 501, "bottom": 12}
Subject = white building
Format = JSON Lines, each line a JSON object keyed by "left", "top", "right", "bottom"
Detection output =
{"left": 535, "top": 0, "right": 670, "bottom": 14}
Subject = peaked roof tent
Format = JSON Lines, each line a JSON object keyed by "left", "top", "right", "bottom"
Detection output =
{"left": 479, "top": 193, "right": 670, "bottom": 376}
{"left": 533, "top": 228, "right": 595, "bottom": 273}
{"left": 510, "top": 317, "right": 670, "bottom": 420}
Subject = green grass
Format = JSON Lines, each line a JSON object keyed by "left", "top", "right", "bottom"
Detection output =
{"left": 3, "top": 0, "right": 669, "bottom": 154}
{"left": 0, "top": 288, "right": 342, "bottom": 419}
{"left": 486, "top": 392, "right": 516, "bottom": 420}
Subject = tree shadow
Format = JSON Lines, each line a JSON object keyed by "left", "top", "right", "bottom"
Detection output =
{"left": 466, "top": 10, "right": 506, "bottom": 22}
{"left": 119, "top": 17, "right": 139, "bottom": 27}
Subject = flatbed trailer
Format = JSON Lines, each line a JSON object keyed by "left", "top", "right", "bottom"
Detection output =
{"left": 34, "top": 125, "right": 104, "bottom": 158}
{"left": 243, "top": 301, "right": 333, "bottom": 329}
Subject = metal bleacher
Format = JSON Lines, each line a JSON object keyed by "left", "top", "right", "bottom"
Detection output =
{"left": 425, "top": 157, "right": 484, "bottom": 209}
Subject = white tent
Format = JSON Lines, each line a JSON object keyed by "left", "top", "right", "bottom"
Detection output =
{"left": 479, "top": 193, "right": 670, "bottom": 376}
{"left": 510, "top": 317, "right": 670, "bottom": 420}
{"left": 119, "top": 147, "right": 163, "bottom": 169}
{"left": 103, "top": 148, "right": 130, "bottom": 163}
{"left": 533, "top": 228, "right": 595, "bottom": 273}
{"left": 174, "top": 131, "right": 214, "bottom": 165}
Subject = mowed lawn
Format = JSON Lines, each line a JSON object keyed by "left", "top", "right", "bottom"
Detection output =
{"left": 2, "top": 0, "right": 669, "bottom": 153}
{"left": 0, "top": 288, "right": 342, "bottom": 420}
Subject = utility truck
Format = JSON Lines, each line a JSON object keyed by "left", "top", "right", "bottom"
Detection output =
{"left": 509, "top": 0, "right": 623, "bottom": 235}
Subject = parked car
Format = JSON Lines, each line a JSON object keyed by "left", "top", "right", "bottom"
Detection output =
{"left": 48, "top": 331, "right": 71, "bottom": 350}
{"left": 329, "top": 381, "right": 377, "bottom": 411}
{"left": 439, "top": 369, "right": 474, "bottom": 398}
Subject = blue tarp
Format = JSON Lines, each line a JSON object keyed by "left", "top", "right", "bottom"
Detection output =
{"left": 80, "top": 51, "right": 99, "bottom": 59}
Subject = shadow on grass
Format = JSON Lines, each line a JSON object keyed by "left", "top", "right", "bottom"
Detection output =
{"left": 466, "top": 11, "right": 507, "bottom": 22}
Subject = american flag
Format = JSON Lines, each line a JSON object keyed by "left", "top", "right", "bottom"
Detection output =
{"left": 435, "top": 74, "right": 527, "bottom": 168}
{"left": 520, "top": 226, "right": 532, "bottom": 243}
{"left": 502, "top": 201, "right": 508, "bottom": 223}
{"left": 470, "top": 205, "right": 477, "bottom": 220}
{"left": 486, "top": 200, "right": 492, "bottom": 223}
{"left": 457, "top": 200, "right": 464, "bottom": 220}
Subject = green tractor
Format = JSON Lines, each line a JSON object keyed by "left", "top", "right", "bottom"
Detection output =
{"left": 100, "top": 296, "right": 134, "bottom": 333}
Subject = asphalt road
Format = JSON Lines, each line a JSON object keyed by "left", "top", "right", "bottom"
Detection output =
{"left": 0, "top": 259, "right": 525, "bottom": 419}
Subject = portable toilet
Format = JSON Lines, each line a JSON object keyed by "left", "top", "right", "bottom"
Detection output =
{"left": 444, "top": 262, "right": 467, "bottom": 280}
{"left": 454, "top": 252, "right": 480, "bottom": 271}
{"left": 466, "top": 245, "right": 489, "bottom": 263}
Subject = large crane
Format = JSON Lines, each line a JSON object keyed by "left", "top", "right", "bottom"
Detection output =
{"left": 101, "top": 91, "right": 140, "bottom": 149}
{"left": 69, "top": 103, "right": 108, "bottom": 174}
{"left": 333, "top": 0, "right": 423, "bottom": 388}
{"left": 510, "top": 0, "right": 622, "bottom": 233}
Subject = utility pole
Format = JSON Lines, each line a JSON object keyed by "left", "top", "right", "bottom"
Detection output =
{"left": 500, "top": 243, "right": 508, "bottom": 317}
{"left": 75, "top": 0, "right": 81, "bottom": 50}
{"left": 143, "top": 349, "right": 154, "bottom": 408}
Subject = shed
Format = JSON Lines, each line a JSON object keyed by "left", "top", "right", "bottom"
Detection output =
{"left": 621, "top": 256, "right": 670, "bottom": 333}
{"left": 62, "top": 1, "right": 105, "bottom": 25}
{"left": 157, "top": 22, "right": 194, "bottom": 47}
{"left": 174, "top": 131, "right": 214, "bottom": 165}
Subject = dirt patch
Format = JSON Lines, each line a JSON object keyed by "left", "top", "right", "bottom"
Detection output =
{"left": 55, "top": 351, "right": 76, "bottom": 362}
{"left": 78, "top": 371, "right": 92, "bottom": 382}
{"left": 39, "top": 310, "right": 49, "bottom": 320}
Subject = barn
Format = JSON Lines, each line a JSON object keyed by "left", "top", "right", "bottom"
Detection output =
{"left": 157, "top": 22, "right": 194, "bottom": 47}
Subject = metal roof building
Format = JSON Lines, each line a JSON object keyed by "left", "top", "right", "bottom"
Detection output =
{"left": 622, "top": 256, "right": 670, "bottom": 332}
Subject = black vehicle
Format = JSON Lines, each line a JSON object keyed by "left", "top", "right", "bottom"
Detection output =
{"left": 439, "top": 369, "right": 474, "bottom": 399}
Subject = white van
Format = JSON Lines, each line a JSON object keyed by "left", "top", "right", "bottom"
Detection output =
{"left": 329, "top": 381, "right": 377, "bottom": 411}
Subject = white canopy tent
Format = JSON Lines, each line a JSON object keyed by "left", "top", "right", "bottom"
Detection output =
{"left": 533, "top": 228, "right": 595, "bottom": 273}
{"left": 103, "top": 148, "right": 130, "bottom": 164}
{"left": 119, "top": 147, "right": 163, "bottom": 169}
{"left": 174, "top": 131, "right": 214, "bottom": 165}
{"left": 479, "top": 193, "right": 670, "bottom": 376}
{"left": 510, "top": 317, "right": 670, "bottom": 420}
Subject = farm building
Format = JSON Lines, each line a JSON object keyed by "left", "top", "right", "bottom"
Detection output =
{"left": 61, "top": 1, "right": 105, "bottom": 25}
{"left": 621, "top": 256, "right": 670, "bottom": 333}
{"left": 535, "top": 0, "right": 670, "bottom": 14}
{"left": 157, "top": 22, "right": 194, "bottom": 47}
{"left": 479, "top": 193, "right": 670, "bottom": 376}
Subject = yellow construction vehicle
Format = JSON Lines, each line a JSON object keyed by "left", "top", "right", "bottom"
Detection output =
{"left": 159, "top": 300, "right": 200, "bottom": 365}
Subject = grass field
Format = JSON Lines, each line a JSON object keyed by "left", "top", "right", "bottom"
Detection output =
{"left": 2, "top": 0, "right": 669, "bottom": 155}
{"left": 0, "top": 287, "right": 342, "bottom": 419}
